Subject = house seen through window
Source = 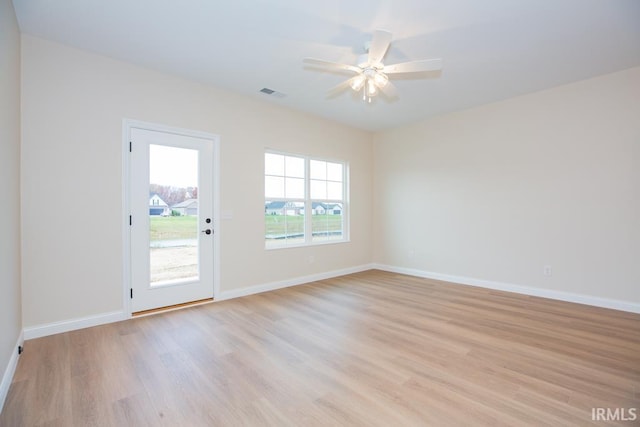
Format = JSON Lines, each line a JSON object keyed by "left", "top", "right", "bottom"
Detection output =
{"left": 265, "top": 151, "right": 348, "bottom": 248}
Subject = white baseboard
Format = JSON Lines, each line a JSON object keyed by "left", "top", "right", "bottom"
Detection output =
{"left": 21, "top": 262, "right": 635, "bottom": 344}
{"left": 373, "top": 264, "right": 640, "bottom": 314}
{"left": 217, "top": 263, "right": 375, "bottom": 301}
{"left": 0, "top": 330, "right": 23, "bottom": 412}
{"left": 20, "top": 265, "right": 374, "bottom": 340}
{"left": 19, "top": 265, "right": 374, "bottom": 340}
{"left": 23, "top": 311, "right": 127, "bottom": 340}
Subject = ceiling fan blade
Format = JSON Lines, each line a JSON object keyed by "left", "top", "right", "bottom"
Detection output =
{"left": 367, "top": 29, "right": 392, "bottom": 65}
{"left": 383, "top": 58, "right": 443, "bottom": 74}
{"left": 379, "top": 80, "right": 398, "bottom": 98}
{"left": 303, "top": 57, "right": 361, "bottom": 74}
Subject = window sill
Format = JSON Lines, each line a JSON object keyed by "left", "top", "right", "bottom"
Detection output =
{"left": 265, "top": 239, "right": 350, "bottom": 251}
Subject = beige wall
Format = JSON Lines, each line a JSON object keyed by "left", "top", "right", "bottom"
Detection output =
{"left": 21, "top": 35, "right": 373, "bottom": 328}
{"left": 373, "top": 67, "right": 640, "bottom": 304}
{"left": 17, "top": 32, "right": 640, "bottom": 330}
{"left": 0, "top": 0, "right": 22, "bottom": 392}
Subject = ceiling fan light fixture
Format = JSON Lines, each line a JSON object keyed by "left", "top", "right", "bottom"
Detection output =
{"left": 366, "top": 78, "right": 377, "bottom": 96}
{"left": 373, "top": 72, "right": 388, "bottom": 88}
{"left": 350, "top": 74, "right": 366, "bottom": 91}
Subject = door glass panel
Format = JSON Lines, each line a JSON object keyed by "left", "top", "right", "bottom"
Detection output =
{"left": 149, "top": 144, "right": 199, "bottom": 285}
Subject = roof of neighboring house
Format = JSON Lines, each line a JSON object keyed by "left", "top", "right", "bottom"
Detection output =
{"left": 265, "top": 201, "right": 286, "bottom": 209}
{"left": 313, "top": 203, "right": 341, "bottom": 209}
{"left": 172, "top": 199, "right": 198, "bottom": 208}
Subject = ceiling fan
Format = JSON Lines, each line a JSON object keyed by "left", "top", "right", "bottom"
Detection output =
{"left": 304, "top": 29, "right": 443, "bottom": 103}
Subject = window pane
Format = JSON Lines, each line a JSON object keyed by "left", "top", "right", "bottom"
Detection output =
{"left": 286, "top": 156, "right": 305, "bottom": 178}
{"left": 312, "top": 202, "right": 343, "bottom": 243}
{"left": 265, "top": 200, "right": 305, "bottom": 248}
{"left": 312, "top": 211, "right": 329, "bottom": 238}
{"left": 265, "top": 152, "right": 346, "bottom": 249}
{"left": 265, "top": 176, "right": 284, "bottom": 198}
{"left": 285, "top": 177, "right": 304, "bottom": 198}
{"left": 327, "top": 162, "right": 343, "bottom": 182}
{"left": 310, "top": 179, "right": 326, "bottom": 199}
{"left": 310, "top": 160, "right": 326, "bottom": 180}
{"left": 265, "top": 153, "right": 285, "bottom": 176}
{"left": 327, "top": 181, "right": 342, "bottom": 200}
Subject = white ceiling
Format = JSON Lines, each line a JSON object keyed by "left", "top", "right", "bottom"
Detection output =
{"left": 13, "top": 0, "right": 640, "bottom": 131}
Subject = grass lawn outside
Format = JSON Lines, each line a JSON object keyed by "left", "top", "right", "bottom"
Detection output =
{"left": 149, "top": 214, "right": 343, "bottom": 242}
{"left": 150, "top": 215, "right": 198, "bottom": 241}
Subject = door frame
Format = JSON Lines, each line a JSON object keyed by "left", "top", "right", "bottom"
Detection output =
{"left": 122, "top": 119, "right": 221, "bottom": 317}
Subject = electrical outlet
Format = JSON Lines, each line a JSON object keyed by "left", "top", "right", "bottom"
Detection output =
{"left": 408, "top": 249, "right": 415, "bottom": 258}
{"left": 307, "top": 255, "right": 315, "bottom": 264}
{"left": 543, "top": 265, "right": 552, "bottom": 276}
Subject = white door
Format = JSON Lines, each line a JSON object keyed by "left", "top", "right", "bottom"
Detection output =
{"left": 130, "top": 127, "right": 215, "bottom": 313}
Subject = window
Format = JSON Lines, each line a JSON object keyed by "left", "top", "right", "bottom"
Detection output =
{"left": 265, "top": 151, "right": 348, "bottom": 248}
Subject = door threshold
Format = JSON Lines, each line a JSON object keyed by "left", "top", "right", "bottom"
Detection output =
{"left": 132, "top": 298, "right": 214, "bottom": 318}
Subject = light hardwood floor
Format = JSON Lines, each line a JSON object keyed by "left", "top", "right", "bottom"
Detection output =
{"left": 2, "top": 270, "right": 639, "bottom": 426}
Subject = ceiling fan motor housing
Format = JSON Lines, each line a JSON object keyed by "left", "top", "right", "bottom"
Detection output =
{"left": 357, "top": 53, "right": 384, "bottom": 69}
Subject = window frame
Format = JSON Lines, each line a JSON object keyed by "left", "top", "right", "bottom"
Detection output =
{"left": 265, "top": 149, "right": 349, "bottom": 249}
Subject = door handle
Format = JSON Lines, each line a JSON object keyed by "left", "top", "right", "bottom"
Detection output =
{"left": 202, "top": 229, "right": 212, "bottom": 235}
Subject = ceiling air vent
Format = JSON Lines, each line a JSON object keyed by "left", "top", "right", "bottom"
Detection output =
{"left": 259, "top": 88, "right": 286, "bottom": 98}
